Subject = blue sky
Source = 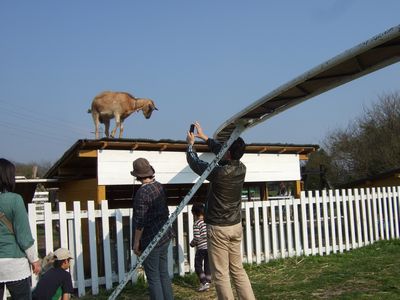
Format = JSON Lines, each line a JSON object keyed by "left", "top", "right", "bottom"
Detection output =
{"left": 1, "top": 1, "right": 399, "bottom": 163}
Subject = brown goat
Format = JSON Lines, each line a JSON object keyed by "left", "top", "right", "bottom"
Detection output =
{"left": 88, "top": 91, "right": 158, "bottom": 139}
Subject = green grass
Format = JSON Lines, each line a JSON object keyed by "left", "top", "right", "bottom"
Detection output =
{"left": 74, "top": 239, "right": 400, "bottom": 299}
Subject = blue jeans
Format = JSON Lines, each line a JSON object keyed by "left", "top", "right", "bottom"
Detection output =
{"left": 0, "top": 277, "right": 32, "bottom": 300}
{"left": 143, "top": 241, "right": 174, "bottom": 300}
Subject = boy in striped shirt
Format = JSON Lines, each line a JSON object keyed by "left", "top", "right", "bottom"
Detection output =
{"left": 190, "top": 203, "right": 211, "bottom": 292}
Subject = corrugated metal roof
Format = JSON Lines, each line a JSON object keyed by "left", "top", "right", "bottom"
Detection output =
{"left": 214, "top": 24, "right": 400, "bottom": 141}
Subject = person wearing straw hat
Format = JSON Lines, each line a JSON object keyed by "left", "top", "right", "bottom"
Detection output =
{"left": 131, "top": 158, "right": 174, "bottom": 300}
{"left": 32, "top": 248, "right": 74, "bottom": 300}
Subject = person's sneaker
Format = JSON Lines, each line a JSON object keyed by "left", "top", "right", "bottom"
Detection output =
{"left": 198, "top": 282, "right": 210, "bottom": 292}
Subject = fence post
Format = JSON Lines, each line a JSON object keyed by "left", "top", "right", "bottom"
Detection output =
{"left": 187, "top": 204, "right": 195, "bottom": 273}
{"left": 101, "top": 200, "right": 113, "bottom": 290}
{"left": 44, "top": 202, "right": 54, "bottom": 252}
{"left": 177, "top": 207, "right": 185, "bottom": 276}
{"left": 245, "top": 201, "right": 253, "bottom": 262}
{"left": 285, "top": 198, "right": 293, "bottom": 257}
{"left": 360, "top": 188, "right": 369, "bottom": 246}
{"left": 371, "top": 188, "right": 379, "bottom": 241}
{"left": 335, "top": 190, "right": 343, "bottom": 253}
{"left": 67, "top": 218, "right": 75, "bottom": 286}
{"left": 115, "top": 209, "right": 125, "bottom": 283}
{"left": 293, "top": 199, "right": 301, "bottom": 256}
{"left": 88, "top": 201, "right": 99, "bottom": 295}
{"left": 394, "top": 187, "right": 400, "bottom": 238}
{"left": 262, "top": 200, "right": 270, "bottom": 262}
{"left": 341, "top": 189, "right": 350, "bottom": 251}
{"left": 382, "top": 187, "right": 390, "bottom": 240}
{"left": 300, "top": 192, "right": 309, "bottom": 256}
{"left": 307, "top": 191, "right": 316, "bottom": 256}
{"left": 377, "top": 188, "right": 384, "bottom": 240}
{"left": 347, "top": 189, "right": 356, "bottom": 249}
{"left": 354, "top": 189, "right": 363, "bottom": 248}
{"left": 270, "top": 201, "right": 278, "bottom": 258}
{"left": 387, "top": 187, "right": 395, "bottom": 239}
{"left": 254, "top": 201, "right": 262, "bottom": 263}
{"left": 329, "top": 190, "right": 337, "bottom": 254}
{"left": 129, "top": 208, "right": 138, "bottom": 283}
{"left": 28, "top": 204, "right": 39, "bottom": 288}
{"left": 366, "top": 188, "right": 374, "bottom": 244}
{"left": 315, "top": 191, "right": 323, "bottom": 255}
{"left": 58, "top": 202, "right": 68, "bottom": 249}
{"left": 322, "top": 190, "right": 330, "bottom": 255}
{"left": 73, "top": 201, "right": 86, "bottom": 297}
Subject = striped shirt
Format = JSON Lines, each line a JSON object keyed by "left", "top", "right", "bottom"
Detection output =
{"left": 192, "top": 219, "right": 208, "bottom": 250}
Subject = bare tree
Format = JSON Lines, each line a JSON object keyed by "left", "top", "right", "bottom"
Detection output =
{"left": 321, "top": 92, "right": 400, "bottom": 186}
{"left": 14, "top": 161, "right": 53, "bottom": 178}
{"left": 301, "top": 148, "right": 332, "bottom": 191}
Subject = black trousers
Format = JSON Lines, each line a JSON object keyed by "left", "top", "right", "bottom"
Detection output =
{"left": 195, "top": 248, "right": 211, "bottom": 284}
{"left": 0, "top": 277, "right": 32, "bottom": 300}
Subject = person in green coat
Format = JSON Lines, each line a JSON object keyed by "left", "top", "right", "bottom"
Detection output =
{"left": 0, "top": 158, "right": 41, "bottom": 299}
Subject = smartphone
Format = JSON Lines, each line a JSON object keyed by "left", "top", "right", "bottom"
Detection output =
{"left": 189, "top": 124, "right": 195, "bottom": 133}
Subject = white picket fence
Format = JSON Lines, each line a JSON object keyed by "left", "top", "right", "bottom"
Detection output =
{"left": 27, "top": 186, "right": 400, "bottom": 297}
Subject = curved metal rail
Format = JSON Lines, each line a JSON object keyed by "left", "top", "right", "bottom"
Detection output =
{"left": 214, "top": 24, "right": 400, "bottom": 141}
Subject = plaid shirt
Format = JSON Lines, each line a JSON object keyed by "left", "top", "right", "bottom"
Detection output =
{"left": 133, "top": 180, "right": 173, "bottom": 250}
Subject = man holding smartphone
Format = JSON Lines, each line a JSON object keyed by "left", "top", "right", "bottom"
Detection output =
{"left": 186, "top": 122, "right": 255, "bottom": 300}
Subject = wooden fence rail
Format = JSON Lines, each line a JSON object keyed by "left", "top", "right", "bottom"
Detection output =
{"left": 27, "top": 186, "right": 400, "bottom": 297}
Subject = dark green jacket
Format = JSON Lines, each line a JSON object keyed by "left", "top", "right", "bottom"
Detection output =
{"left": 186, "top": 138, "right": 246, "bottom": 226}
{"left": 0, "top": 192, "right": 35, "bottom": 258}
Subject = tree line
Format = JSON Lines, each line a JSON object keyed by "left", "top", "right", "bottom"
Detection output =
{"left": 303, "top": 91, "right": 400, "bottom": 189}
{"left": 14, "top": 161, "right": 52, "bottom": 179}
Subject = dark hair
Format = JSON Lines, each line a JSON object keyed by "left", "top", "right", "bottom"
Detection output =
{"left": 136, "top": 175, "right": 155, "bottom": 181}
{"left": 0, "top": 158, "right": 16, "bottom": 192}
{"left": 229, "top": 137, "right": 246, "bottom": 160}
{"left": 191, "top": 202, "right": 205, "bottom": 217}
{"left": 53, "top": 259, "right": 69, "bottom": 268}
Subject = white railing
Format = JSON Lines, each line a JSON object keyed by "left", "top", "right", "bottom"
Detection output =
{"left": 31, "top": 191, "right": 49, "bottom": 224}
{"left": 28, "top": 186, "right": 400, "bottom": 297}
